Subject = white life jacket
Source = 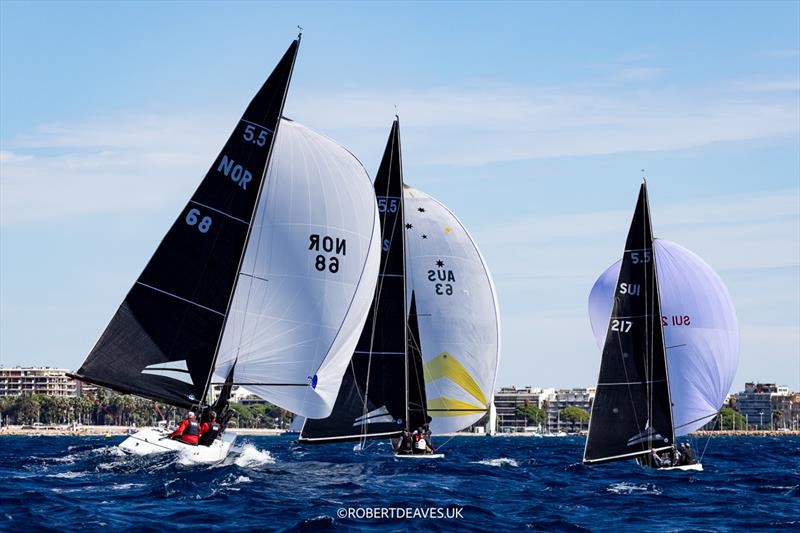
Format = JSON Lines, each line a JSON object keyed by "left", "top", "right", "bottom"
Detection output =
{"left": 415, "top": 438, "right": 427, "bottom": 450}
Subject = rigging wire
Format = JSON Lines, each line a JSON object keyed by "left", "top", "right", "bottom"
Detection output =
{"left": 359, "top": 124, "right": 404, "bottom": 448}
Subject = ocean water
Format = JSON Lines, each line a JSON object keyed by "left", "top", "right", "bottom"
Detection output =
{"left": 1, "top": 435, "right": 798, "bottom": 531}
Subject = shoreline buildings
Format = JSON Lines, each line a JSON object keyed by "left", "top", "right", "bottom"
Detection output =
{"left": 0, "top": 367, "right": 77, "bottom": 397}
{"left": 1, "top": 368, "right": 798, "bottom": 431}
{"left": 731, "top": 382, "right": 800, "bottom": 430}
{"left": 494, "top": 386, "right": 595, "bottom": 434}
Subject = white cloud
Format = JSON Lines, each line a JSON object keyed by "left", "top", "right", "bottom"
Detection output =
{"left": 286, "top": 78, "right": 799, "bottom": 164}
{"left": 1, "top": 76, "right": 797, "bottom": 225}
{"left": 0, "top": 115, "right": 230, "bottom": 225}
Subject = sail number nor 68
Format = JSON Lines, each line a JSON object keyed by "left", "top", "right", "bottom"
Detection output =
{"left": 309, "top": 234, "right": 346, "bottom": 273}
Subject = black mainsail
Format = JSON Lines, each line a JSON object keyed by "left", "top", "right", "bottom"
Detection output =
{"left": 583, "top": 182, "right": 674, "bottom": 464}
{"left": 300, "top": 118, "right": 409, "bottom": 442}
{"left": 71, "top": 39, "right": 300, "bottom": 409}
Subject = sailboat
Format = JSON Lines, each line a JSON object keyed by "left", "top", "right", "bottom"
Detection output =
{"left": 583, "top": 181, "right": 738, "bottom": 471}
{"left": 298, "top": 119, "right": 500, "bottom": 458}
{"left": 298, "top": 117, "right": 421, "bottom": 452}
{"left": 69, "top": 37, "right": 382, "bottom": 463}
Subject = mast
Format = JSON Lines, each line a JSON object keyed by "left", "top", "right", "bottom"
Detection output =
{"left": 583, "top": 182, "right": 674, "bottom": 464}
{"left": 70, "top": 39, "right": 300, "bottom": 409}
{"left": 299, "top": 117, "right": 408, "bottom": 443}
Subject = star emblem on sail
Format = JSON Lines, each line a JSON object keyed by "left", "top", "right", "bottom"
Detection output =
{"left": 423, "top": 352, "right": 487, "bottom": 416}
{"left": 140, "top": 360, "right": 194, "bottom": 385}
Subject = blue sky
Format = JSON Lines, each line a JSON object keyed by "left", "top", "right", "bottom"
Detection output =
{"left": 1, "top": 1, "right": 798, "bottom": 391}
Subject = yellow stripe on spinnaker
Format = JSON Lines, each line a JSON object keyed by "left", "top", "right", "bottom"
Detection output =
{"left": 426, "top": 397, "right": 486, "bottom": 416}
{"left": 423, "top": 352, "right": 486, "bottom": 407}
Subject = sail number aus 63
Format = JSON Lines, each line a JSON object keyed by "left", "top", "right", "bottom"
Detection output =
{"left": 309, "top": 234, "right": 346, "bottom": 273}
{"left": 428, "top": 268, "right": 456, "bottom": 296}
{"left": 185, "top": 208, "right": 212, "bottom": 233}
{"left": 611, "top": 319, "right": 632, "bottom": 333}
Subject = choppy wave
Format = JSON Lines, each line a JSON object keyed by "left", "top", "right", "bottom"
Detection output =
{"left": 606, "top": 482, "right": 662, "bottom": 495}
{"left": 1, "top": 435, "right": 798, "bottom": 531}
{"left": 471, "top": 457, "right": 519, "bottom": 467}
{"left": 232, "top": 443, "right": 275, "bottom": 467}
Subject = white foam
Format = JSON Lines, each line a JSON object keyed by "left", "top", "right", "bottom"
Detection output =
{"left": 472, "top": 458, "right": 519, "bottom": 467}
{"left": 233, "top": 444, "right": 275, "bottom": 467}
{"left": 46, "top": 471, "right": 84, "bottom": 479}
{"left": 111, "top": 483, "right": 145, "bottom": 490}
{"left": 606, "top": 482, "right": 662, "bottom": 495}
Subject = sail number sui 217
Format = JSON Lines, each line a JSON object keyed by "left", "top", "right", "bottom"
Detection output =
{"left": 309, "top": 234, "right": 346, "bottom": 273}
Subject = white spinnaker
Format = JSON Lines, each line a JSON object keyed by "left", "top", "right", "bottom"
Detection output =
{"left": 588, "top": 239, "right": 739, "bottom": 436}
{"left": 214, "top": 119, "right": 381, "bottom": 419}
{"left": 404, "top": 186, "right": 500, "bottom": 434}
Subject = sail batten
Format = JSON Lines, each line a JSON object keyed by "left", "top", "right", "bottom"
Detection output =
{"left": 74, "top": 40, "right": 300, "bottom": 409}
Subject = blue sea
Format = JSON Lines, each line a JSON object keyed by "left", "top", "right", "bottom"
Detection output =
{"left": 1, "top": 435, "right": 798, "bottom": 531}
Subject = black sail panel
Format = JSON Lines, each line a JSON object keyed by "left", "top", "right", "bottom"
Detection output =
{"left": 72, "top": 41, "right": 299, "bottom": 409}
{"left": 301, "top": 119, "right": 408, "bottom": 442}
{"left": 407, "top": 292, "right": 429, "bottom": 431}
{"left": 584, "top": 182, "right": 674, "bottom": 464}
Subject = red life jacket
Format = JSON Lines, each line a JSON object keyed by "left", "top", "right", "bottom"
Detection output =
{"left": 180, "top": 419, "right": 200, "bottom": 444}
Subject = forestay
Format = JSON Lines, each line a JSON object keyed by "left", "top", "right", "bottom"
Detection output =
{"left": 213, "top": 119, "right": 381, "bottom": 419}
{"left": 403, "top": 186, "right": 500, "bottom": 435}
{"left": 588, "top": 239, "right": 739, "bottom": 435}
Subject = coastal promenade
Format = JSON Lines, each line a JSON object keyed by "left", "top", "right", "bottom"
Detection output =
{"left": 2, "top": 425, "right": 798, "bottom": 437}
{"left": 0, "top": 425, "right": 285, "bottom": 436}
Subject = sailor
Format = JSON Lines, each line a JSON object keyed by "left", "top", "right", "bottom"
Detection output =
{"left": 168, "top": 411, "right": 200, "bottom": 445}
{"left": 398, "top": 428, "right": 413, "bottom": 454}
{"left": 673, "top": 448, "right": 683, "bottom": 466}
{"left": 682, "top": 443, "right": 697, "bottom": 464}
{"left": 415, "top": 433, "right": 428, "bottom": 454}
{"left": 659, "top": 451, "right": 672, "bottom": 467}
{"left": 198, "top": 410, "right": 223, "bottom": 446}
{"left": 423, "top": 424, "right": 433, "bottom": 451}
{"left": 649, "top": 449, "right": 663, "bottom": 468}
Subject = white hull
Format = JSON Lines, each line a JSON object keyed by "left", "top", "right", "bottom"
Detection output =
{"left": 394, "top": 453, "right": 445, "bottom": 460}
{"left": 118, "top": 427, "right": 236, "bottom": 464}
{"left": 657, "top": 462, "right": 703, "bottom": 472}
